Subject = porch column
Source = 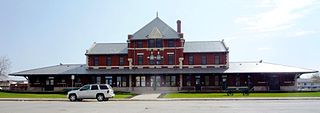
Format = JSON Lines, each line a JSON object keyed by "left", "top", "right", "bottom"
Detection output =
{"left": 179, "top": 74, "right": 183, "bottom": 90}
{"left": 129, "top": 74, "right": 132, "bottom": 91}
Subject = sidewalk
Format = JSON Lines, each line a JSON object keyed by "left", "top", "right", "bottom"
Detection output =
{"left": 130, "top": 93, "right": 161, "bottom": 100}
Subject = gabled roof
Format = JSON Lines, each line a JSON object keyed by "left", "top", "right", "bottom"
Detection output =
{"left": 86, "top": 43, "right": 127, "bottom": 55}
{"left": 10, "top": 62, "right": 318, "bottom": 76}
{"left": 132, "top": 17, "right": 180, "bottom": 40}
{"left": 184, "top": 41, "right": 228, "bottom": 53}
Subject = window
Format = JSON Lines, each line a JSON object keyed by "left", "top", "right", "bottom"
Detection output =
{"left": 135, "top": 76, "right": 140, "bottom": 87}
{"left": 165, "top": 76, "right": 171, "bottom": 86}
{"left": 148, "top": 39, "right": 155, "bottom": 48}
{"left": 156, "top": 54, "right": 162, "bottom": 65}
{"left": 149, "top": 60, "right": 155, "bottom": 65}
{"left": 138, "top": 55, "right": 143, "bottom": 65}
{"left": 135, "top": 76, "right": 146, "bottom": 87}
{"left": 171, "top": 76, "right": 176, "bottom": 86}
{"left": 236, "top": 76, "right": 240, "bottom": 86}
{"left": 122, "top": 77, "right": 127, "bottom": 87}
{"left": 35, "top": 77, "right": 40, "bottom": 83}
{"left": 116, "top": 76, "right": 127, "bottom": 87}
{"left": 141, "top": 76, "right": 146, "bottom": 87}
{"left": 164, "top": 76, "right": 175, "bottom": 87}
{"left": 168, "top": 54, "right": 174, "bottom": 65}
{"left": 214, "top": 55, "right": 220, "bottom": 64}
{"left": 119, "top": 56, "right": 124, "bottom": 66}
{"left": 214, "top": 76, "right": 219, "bottom": 86}
{"left": 149, "top": 54, "right": 155, "bottom": 65}
{"left": 137, "top": 41, "right": 143, "bottom": 48}
{"left": 201, "top": 55, "right": 207, "bottom": 65}
{"left": 188, "top": 55, "right": 194, "bottom": 65}
{"left": 116, "top": 76, "right": 121, "bottom": 87}
{"left": 94, "top": 56, "right": 99, "bottom": 66}
{"left": 80, "top": 85, "right": 90, "bottom": 91}
{"left": 168, "top": 40, "right": 175, "bottom": 47}
{"left": 106, "top": 56, "right": 112, "bottom": 66}
{"left": 91, "top": 85, "right": 98, "bottom": 90}
{"left": 186, "top": 76, "right": 191, "bottom": 86}
{"left": 205, "top": 76, "right": 210, "bottom": 86}
{"left": 96, "top": 76, "right": 101, "bottom": 84}
{"left": 156, "top": 39, "right": 163, "bottom": 48}
{"left": 99, "top": 85, "right": 108, "bottom": 89}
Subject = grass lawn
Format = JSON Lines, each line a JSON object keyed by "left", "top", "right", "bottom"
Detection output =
{"left": 164, "top": 92, "right": 320, "bottom": 98}
{"left": 113, "top": 92, "right": 136, "bottom": 99}
{"left": 0, "top": 91, "right": 135, "bottom": 99}
{"left": 0, "top": 91, "right": 66, "bottom": 98}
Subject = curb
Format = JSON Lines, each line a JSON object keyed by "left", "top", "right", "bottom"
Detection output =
{"left": 1, "top": 97, "right": 320, "bottom": 102}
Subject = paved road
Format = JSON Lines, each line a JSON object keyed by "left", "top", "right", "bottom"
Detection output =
{"left": 0, "top": 100, "right": 319, "bottom": 113}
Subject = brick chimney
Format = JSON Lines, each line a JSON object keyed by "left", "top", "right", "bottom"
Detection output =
{"left": 177, "top": 20, "right": 181, "bottom": 33}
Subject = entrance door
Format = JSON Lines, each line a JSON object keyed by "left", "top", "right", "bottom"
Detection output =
{"left": 150, "top": 75, "right": 161, "bottom": 90}
{"left": 195, "top": 75, "right": 201, "bottom": 91}
{"left": 105, "top": 76, "right": 113, "bottom": 86}
{"left": 269, "top": 75, "right": 280, "bottom": 91}
{"left": 45, "top": 77, "right": 54, "bottom": 91}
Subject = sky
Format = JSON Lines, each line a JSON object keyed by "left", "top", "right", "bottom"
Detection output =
{"left": 0, "top": 0, "right": 319, "bottom": 78}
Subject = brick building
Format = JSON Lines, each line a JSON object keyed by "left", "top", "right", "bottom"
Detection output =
{"left": 11, "top": 17, "right": 318, "bottom": 93}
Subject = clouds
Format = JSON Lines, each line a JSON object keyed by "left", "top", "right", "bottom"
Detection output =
{"left": 235, "top": 0, "right": 318, "bottom": 32}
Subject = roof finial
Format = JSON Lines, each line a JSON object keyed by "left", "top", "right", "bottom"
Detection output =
{"left": 156, "top": 11, "right": 158, "bottom": 18}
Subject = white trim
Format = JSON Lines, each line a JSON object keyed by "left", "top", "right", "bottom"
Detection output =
{"left": 137, "top": 53, "right": 144, "bottom": 55}
{"left": 167, "top": 52, "right": 174, "bottom": 55}
{"left": 128, "top": 47, "right": 184, "bottom": 50}
{"left": 93, "top": 66, "right": 99, "bottom": 69}
{"left": 89, "top": 64, "right": 226, "bottom": 69}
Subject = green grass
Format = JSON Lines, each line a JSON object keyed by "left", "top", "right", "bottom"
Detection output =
{"left": 0, "top": 91, "right": 66, "bottom": 98}
{"left": 0, "top": 91, "right": 135, "bottom": 99}
{"left": 113, "top": 92, "right": 136, "bottom": 99}
{"left": 164, "top": 92, "right": 320, "bottom": 98}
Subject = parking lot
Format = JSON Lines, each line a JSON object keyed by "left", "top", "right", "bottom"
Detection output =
{"left": 0, "top": 100, "right": 319, "bottom": 113}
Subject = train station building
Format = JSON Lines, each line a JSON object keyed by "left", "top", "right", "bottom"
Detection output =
{"left": 11, "top": 17, "right": 318, "bottom": 93}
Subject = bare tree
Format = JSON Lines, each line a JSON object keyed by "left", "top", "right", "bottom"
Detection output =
{"left": 0, "top": 56, "right": 11, "bottom": 76}
{"left": 311, "top": 73, "right": 320, "bottom": 83}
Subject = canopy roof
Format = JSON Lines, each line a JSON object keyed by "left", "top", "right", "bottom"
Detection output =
{"left": 10, "top": 62, "right": 318, "bottom": 76}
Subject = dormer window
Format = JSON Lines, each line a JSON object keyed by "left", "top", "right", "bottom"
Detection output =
{"left": 94, "top": 56, "right": 99, "bottom": 66}
{"left": 156, "top": 39, "right": 163, "bottom": 48}
{"left": 168, "top": 40, "right": 175, "bottom": 47}
{"left": 214, "top": 55, "right": 220, "bottom": 64}
{"left": 136, "top": 41, "right": 143, "bottom": 48}
{"left": 148, "top": 40, "right": 155, "bottom": 48}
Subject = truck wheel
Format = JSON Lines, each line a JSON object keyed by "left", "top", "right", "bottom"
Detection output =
{"left": 96, "top": 94, "right": 105, "bottom": 102}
